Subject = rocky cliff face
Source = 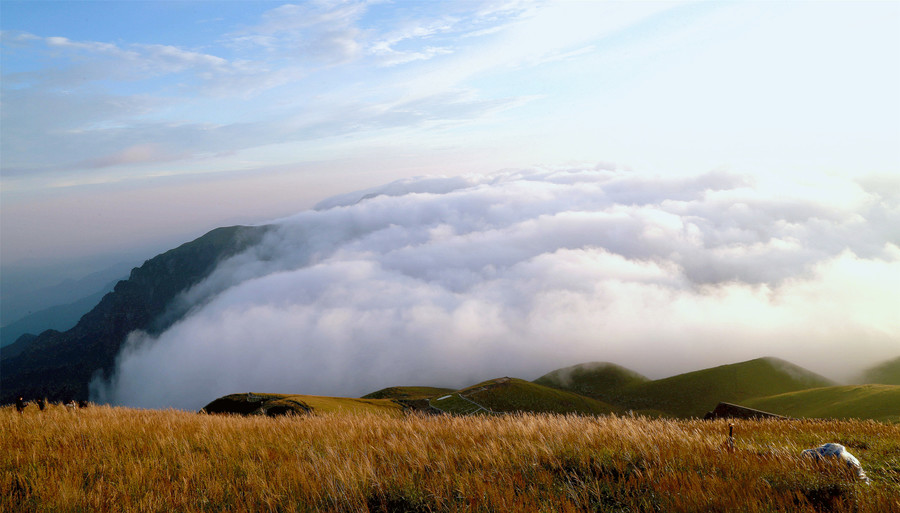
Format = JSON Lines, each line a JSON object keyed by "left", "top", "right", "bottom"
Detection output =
{"left": 0, "top": 225, "right": 269, "bottom": 404}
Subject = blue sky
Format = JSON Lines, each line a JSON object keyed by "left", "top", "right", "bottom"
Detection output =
{"left": 2, "top": 0, "right": 898, "bottom": 269}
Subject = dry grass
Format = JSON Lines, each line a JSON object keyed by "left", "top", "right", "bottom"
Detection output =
{"left": 3, "top": 404, "right": 899, "bottom": 512}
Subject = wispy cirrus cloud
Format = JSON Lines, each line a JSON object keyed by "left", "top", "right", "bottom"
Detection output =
{"left": 0, "top": 2, "right": 537, "bottom": 183}
{"left": 226, "top": 1, "right": 368, "bottom": 63}
{"left": 78, "top": 143, "right": 187, "bottom": 169}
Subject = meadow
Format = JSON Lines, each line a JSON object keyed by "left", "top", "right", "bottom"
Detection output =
{"left": 3, "top": 404, "right": 899, "bottom": 512}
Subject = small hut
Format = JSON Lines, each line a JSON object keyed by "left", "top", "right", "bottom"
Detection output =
{"left": 703, "top": 402, "right": 785, "bottom": 420}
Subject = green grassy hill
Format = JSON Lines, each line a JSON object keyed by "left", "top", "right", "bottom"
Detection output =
{"left": 614, "top": 357, "right": 834, "bottom": 418}
{"left": 201, "top": 393, "right": 403, "bottom": 417}
{"left": 361, "top": 386, "right": 454, "bottom": 400}
{"left": 743, "top": 385, "right": 900, "bottom": 423}
{"left": 533, "top": 361, "right": 649, "bottom": 403}
{"left": 858, "top": 356, "right": 900, "bottom": 385}
{"left": 200, "top": 357, "right": 893, "bottom": 422}
{"left": 430, "top": 377, "right": 618, "bottom": 415}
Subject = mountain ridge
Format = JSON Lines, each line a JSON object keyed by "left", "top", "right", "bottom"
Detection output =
{"left": 0, "top": 225, "right": 269, "bottom": 404}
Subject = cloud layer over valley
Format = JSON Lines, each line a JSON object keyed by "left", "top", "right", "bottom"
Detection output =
{"left": 92, "top": 168, "right": 900, "bottom": 410}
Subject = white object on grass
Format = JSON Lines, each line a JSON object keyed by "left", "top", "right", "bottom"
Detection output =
{"left": 801, "top": 443, "right": 869, "bottom": 483}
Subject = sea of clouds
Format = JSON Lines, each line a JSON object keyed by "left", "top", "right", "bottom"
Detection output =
{"left": 92, "top": 167, "right": 900, "bottom": 410}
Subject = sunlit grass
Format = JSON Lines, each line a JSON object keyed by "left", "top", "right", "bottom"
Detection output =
{"left": 744, "top": 385, "right": 900, "bottom": 423}
{"left": 3, "top": 404, "right": 898, "bottom": 512}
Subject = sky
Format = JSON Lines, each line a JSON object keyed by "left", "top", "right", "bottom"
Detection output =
{"left": 2, "top": 1, "right": 898, "bottom": 269}
{"left": 1, "top": 1, "right": 899, "bottom": 405}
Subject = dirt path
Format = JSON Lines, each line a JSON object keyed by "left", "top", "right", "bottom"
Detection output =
{"left": 428, "top": 393, "right": 495, "bottom": 415}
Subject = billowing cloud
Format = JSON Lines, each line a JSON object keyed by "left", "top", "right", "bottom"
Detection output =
{"left": 91, "top": 168, "right": 900, "bottom": 410}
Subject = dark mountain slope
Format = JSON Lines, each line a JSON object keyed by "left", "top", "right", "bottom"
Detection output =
{"left": 1, "top": 225, "right": 268, "bottom": 404}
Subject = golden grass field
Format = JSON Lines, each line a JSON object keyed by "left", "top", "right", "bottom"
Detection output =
{"left": 3, "top": 404, "right": 899, "bottom": 512}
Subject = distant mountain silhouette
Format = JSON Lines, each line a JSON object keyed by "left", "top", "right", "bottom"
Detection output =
{"left": 0, "top": 225, "right": 268, "bottom": 404}
{"left": 1, "top": 260, "right": 135, "bottom": 326}
{"left": 858, "top": 356, "right": 900, "bottom": 385}
{"left": 1, "top": 281, "right": 120, "bottom": 348}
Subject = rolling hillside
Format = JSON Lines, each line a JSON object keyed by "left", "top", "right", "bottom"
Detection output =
{"left": 743, "top": 385, "right": 900, "bottom": 423}
{"left": 200, "top": 357, "right": 898, "bottom": 422}
{"left": 362, "top": 386, "right": 455, "bottom": 401}
{"left": 613, "top": 357, "right": 834, "bottom": 418}
{"left": 201, "top": 392, "right": 403, "bottom": 417}
{"left": 533, "top": 361, "right": 649, "bottom": 403}
{"left": 430, "top": 377, "right": 618, "bottom": 415}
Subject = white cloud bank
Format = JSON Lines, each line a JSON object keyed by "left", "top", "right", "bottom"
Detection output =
{"left": 92, "top": 168, "right": 900, "bottom": 410}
